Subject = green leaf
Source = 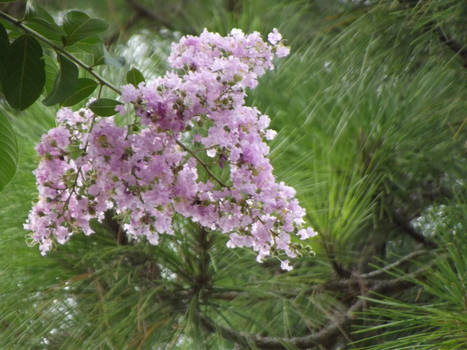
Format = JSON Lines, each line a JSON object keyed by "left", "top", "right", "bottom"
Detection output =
{"left": 62, "top": 11, "right": 108, "bottom": 46}
{"left": 92, "top": 45, "right": 106, "bottom": 66}
{"left": 62, "top": 78, "right": 97, "bottom": 107}
{"left": 24, "top": 6, "right": 66, "bottom": 42}
{"left": 0, "top": 112, "right": 17, "bottom": 192}
{"left": 25, "top": 5, "right": 56, "bottom": 23}
{"left": 0, "top": 22, "right": 9, "bottom": 86}
{"left": 43, "top": 54, "right": 59, "bottom": 94}
{"left": 43, "top": 54, "right": 78, "bottom": 106}
{"left": 89, "top": 98, "right": 122, "bottom": 117}
{"left": 0, "top": 0, "right": 18, "bottom": 2}
{"left": 66, "top": 36, "right": 102, "bottom": 61}
{"left": 70, "top": 35, "right": 101, "bottom": 51}
{"left": 3, "top": 35, "right": 45, "bottom": 110}
{"left": 126, "top": 68, "right": 145, "bottom": 87}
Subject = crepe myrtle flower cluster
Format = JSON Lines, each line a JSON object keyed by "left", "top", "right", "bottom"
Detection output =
{"left": 24, "top": 28, "right": 317, "bottom": 270}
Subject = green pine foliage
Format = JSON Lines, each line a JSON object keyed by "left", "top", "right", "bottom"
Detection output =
{"left": 0, "top": 0, "right": 466, "bottom": 349}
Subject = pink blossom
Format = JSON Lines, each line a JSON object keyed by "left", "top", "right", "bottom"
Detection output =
{"left": 268, "top": 28, "right": 282, "bottom": 45}
{"left": 276, "top": 45, "right": 290, "bottom": 58}
{"left": 25, "top": 29, "right": 314, "bottom": 270}
{"left": 280, "top": 259, "right": 293, "bottom": 271}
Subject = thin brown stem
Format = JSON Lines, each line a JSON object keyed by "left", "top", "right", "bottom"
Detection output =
{"left": 359, "top": 249, "right": 427, "bottom": 279}
{"left": 175, "top": 139, "right": 228, "bottom": 188}
{"left": 0, "top": 10, "right": 121, "bottom": 94}
{"left": 393, "top": 213, "right": 437, "bottom": 248}
{"left": 200, "top": 265, "right": 430, "bottom": 349}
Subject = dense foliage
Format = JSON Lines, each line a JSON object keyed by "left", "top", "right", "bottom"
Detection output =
{"left": 0, "top": 0, "right": 466, "bottom": 349}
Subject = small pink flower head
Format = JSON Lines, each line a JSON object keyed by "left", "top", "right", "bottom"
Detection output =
{"left": 39, "top": 239, "right": 53, "bottom": 256}
{"left": 121, "top": 84, "right": 139, "bottom": 103}
{"left": 230, "top": 28, "right": 245, "bottom": 39}
{"left": 268, "top": 28, "right": 282, "bottom": 45}
{"left": 280, "top": 259, "right": 293, "bottom": 271}
{"left": 115, "top": 104, "right": 126, "bottom": 115}
{"left": 265, "top": 129, "right": 277, "bottom": 140}
{"left": 276, "top": 44, "right": 290, "bottom": 58}
{"left": 206, "top": 148, "right": 217, "bottom": 158}
{"left": 297, "top": 227, "right": 318, "bottom": 240}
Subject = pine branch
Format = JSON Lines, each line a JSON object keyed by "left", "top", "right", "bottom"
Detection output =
{"left": 201, "top": 266, "right": 432, "bottom": 349}
{"left": 103, "top": 210, "right": 128, "bottom": 245}
{"left": 393, "top": 213, "right": 437, "bottom": 248}
{"left": 435, "top": 27, "right": 467, "bottom": 69}
{"left": 210, "top": 249, "right": 430, "bottom": 303}
{"left": 398, "top": 0, "right": 467, "bottom": 69}
{"left": 321, "top": 239, "right": 352, "bottom": 279}
{"left": 359, "top": 249, "right": 427, "bottom": 279}
{"left": 194, "top": 228, "right": 212, "bottom": 295}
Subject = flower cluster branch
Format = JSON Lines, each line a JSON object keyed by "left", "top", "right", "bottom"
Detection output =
{"left": 24, "top": 28, "right": 317, "bottom": 269}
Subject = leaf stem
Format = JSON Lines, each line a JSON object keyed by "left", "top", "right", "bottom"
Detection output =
{"left": 0, "top": 10, "right": 121, "bottom": 95}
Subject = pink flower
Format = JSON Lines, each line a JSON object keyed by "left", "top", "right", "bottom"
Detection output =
{"left": 26, "top": 28, "right": 317, "bottom": 270}
{"left": 280, "top": 259, "right": 293, "bottom": 271}
{"left": 297, "top": 227, "right": 318, "bottom": 240}
{"left": 268, "top": 28, "right": 282, "bottom": 45}
{"left": 276, "top": 45, "right": 290, "bottom": 58}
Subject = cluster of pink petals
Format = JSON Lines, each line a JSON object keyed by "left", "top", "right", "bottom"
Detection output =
{"left": 24, "top": 28, "right": 317, "bottom": 268}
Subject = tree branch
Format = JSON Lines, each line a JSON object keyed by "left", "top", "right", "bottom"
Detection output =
{"left": 359, "top": 249, "right": 427, "bottom": 279}
{"left": 105, "top": 12, "right": 141, "bottom": 47}
{"left": 0, "top": 10, "right": 121, "bottom": 94}
{"left": 435, "top": 27, "right": 467, "bottom": 69}
{"left": 201, "top": 266, "right": 430, "bottom": 349}
{"left": 125, "top": 0, "right": 176, "bottom": 31}
{"left": 209, "top": 249, "right": 430, "bottom": 304}
{"left": 393, "top": 213, "right": 437, "bottom": 248}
